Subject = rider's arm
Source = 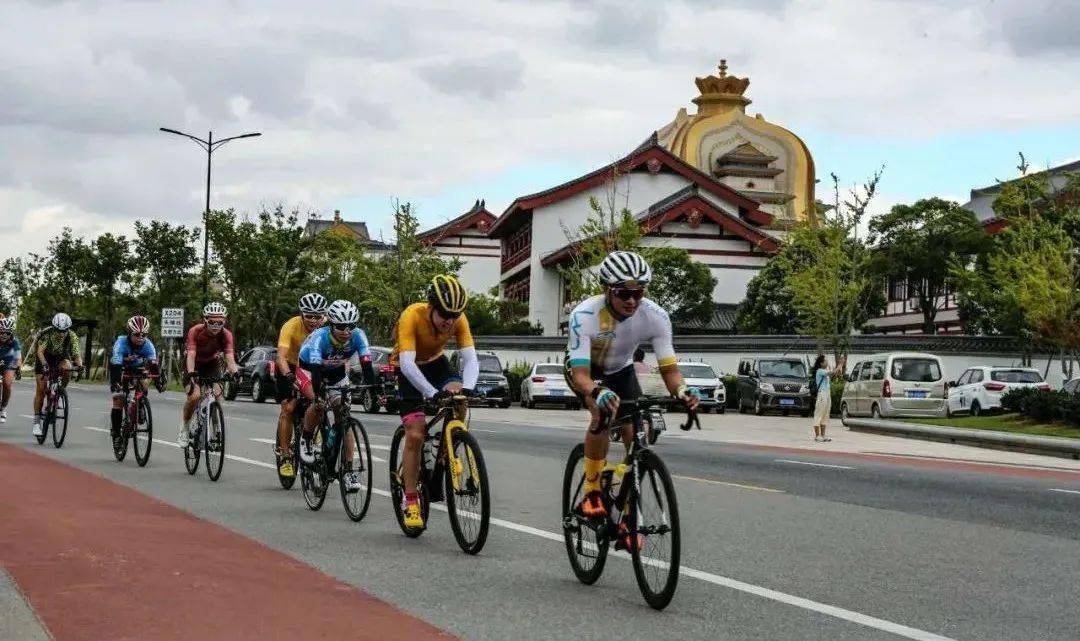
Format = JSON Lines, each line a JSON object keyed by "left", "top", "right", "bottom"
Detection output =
{"left": 275, "top": 319, "right": 294, "bottom": 376}
{"left": 68, "top": 331, "right": 82, "bottom": 367}
{"left": 184, "top": 325, "right": 198, "bottom": 373}
{"left": 222, "top": 329, "right": 237, "bottom": 373}
{"left": 143, "top": 339, "right": 157, "bottom": 362}
{"left": 110, "top": 336, "right": 126, "bottom": 366}
{"left": 12, "top": 339, "right": 22, "bottom": 368}
{"left": 567, "top": 305, "right": 598, "bottom": 399}
{"left": 457, "top": 347, "right": 479, "bottom": 391}
{"left": 399, "top": 351, "right": 438, "bottom": 398}
{"left": 35, "top": 333, "right": 46, "bottom": 366}
{"left": 354, "top": 329, "right": 376, "bottom": 386}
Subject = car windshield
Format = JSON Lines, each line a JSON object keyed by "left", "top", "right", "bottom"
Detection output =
{"left": 536, "top": 364, "right": 563, "bottom": 375}
{"left": 892, "top": 358, "right": 942, "bottom": 382}
{"left": 758, "top": 360, "right": 806, "bottom": 378}
{"left": 991, "top": 370, "right": 1043, "bottom": 383}
{"left": 479, "top": 355, "right": 502, "bottom": 373}
{"left": 678, "top": 364, "right": 717, "bottom": 379}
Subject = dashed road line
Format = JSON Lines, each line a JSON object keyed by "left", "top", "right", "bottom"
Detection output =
{"left": 775, "top": 459, "right": 855, "bottom": 470}
{"left": 673, "top": 474, "right": 784, "bottom": 493}
{"left": 1049, "top": 488, "right": 1080, "bottom": 495}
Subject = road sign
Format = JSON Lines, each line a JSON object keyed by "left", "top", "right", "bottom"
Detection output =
{"left": 161, "top": 308, "right": 185, "bottom": 338}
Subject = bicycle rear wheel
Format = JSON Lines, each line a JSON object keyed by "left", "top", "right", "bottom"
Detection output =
{"left": 562, "top": 443, "right": 608, "bottom": 585}
{"left": 629, "top": 449, "right": 681, "bottom": 610}
{"left": 445, "top": 427, "right": 490, "bottom": 554}
{"left": 113, "top": 406, "right": 130, "bottom": 462}
{"left": 300, "top": 429, "right": 328, "bottom": 510}
{"left": 51, "top": 390, "right": 68, "bottom": 448}
{"left": 205, "top": 402, "right": 226, "bottom": 481}
{"left": 339, "top": 419, "right": 372, "bottom": 522}
{"left": 133, "top": 397, "right": 152, "bottom": 467}
{"left": 389, "top": 425, "right": 429, "bottom": 537}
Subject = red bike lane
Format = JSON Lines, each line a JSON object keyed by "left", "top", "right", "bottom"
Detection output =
{"left": 0, "top": 442, "right": 455, "bottom": 641}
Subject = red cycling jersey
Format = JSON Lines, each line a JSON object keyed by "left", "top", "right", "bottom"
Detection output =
{"left": 185, "top": 323, "right": 235, "bottom": 365}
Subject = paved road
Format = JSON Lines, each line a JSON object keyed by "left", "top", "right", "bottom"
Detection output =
{"left": 1, "top": 380, "right": 1078, "bottom": 640}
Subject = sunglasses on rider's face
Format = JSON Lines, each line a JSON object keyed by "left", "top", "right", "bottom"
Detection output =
{"left": 331, "top": 323, "right": 356, "bottom": 332}
{"left": 611, "top": 287, "right": 645, "bottom": 302}
{"left": 130, "top": 332, "right": 148, "bottom": 338}
{"left": 302, "top": 313, "right": 324, "bottom": 322}
{"left": 206, "top": 319, "right": 225, "bottom": 328}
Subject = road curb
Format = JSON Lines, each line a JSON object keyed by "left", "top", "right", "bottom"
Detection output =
{"left": 843, "top": 417, "right": 1080, "bottom": 460}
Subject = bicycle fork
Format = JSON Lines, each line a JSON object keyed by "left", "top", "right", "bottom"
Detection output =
{"left": 442, "top": 420, "right": 479, "bottom": 493}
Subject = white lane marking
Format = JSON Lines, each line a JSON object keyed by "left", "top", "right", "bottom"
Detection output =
{"left": 77, "top": 425, "right": 954, "bottom": 640}
{"left": 673, "top": 474, "right": 785, "bottom": 494}
{"left": 775, "top": 459, "right": 855, "bottom": 470}
{"left": 249, "top": 438, "right": 277, "bottom": 445}
{"left": 20, "top": 414, "right": 35, "bottom": 419}
{"left": 1050, "top": 488, "right": 1080, "bottom": 495}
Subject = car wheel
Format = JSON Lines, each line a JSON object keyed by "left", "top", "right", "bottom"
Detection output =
{"left": 363, "top": 390, "right": 380, "bottom": 414}
{"left": 526, "top": 399, "right": 535, "bottom": 409}
{"left": 970, "top": 400, "right": 981, "bottom": 418}
{"left": 717, "top": 405, "right": 725, "bottom": 414}
{"left": 800, "top": 410, "right": 811, "bottom": 418}
{"left": 224, "top": 379, "right": 238, "bottom": 401}
{"left": 871, "top": 403, "right": 882, "bottom": 420}
{"left": 252, "top": 376, "right": 267, "bottom": 403}
{"left": 754, "top": 396, "right": 764, "bottom": 416}
{"left": 782, "top": 409, "right": 790, "bottom": 417}
{"left": 840, "top": 402, "right": 849, "bottom": 421}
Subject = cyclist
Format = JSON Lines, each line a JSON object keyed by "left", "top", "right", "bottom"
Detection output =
{"left": 109, "top": 316, "right": 166, "bottom": 443}
{"left": 274, "top": 292, "right": 328, "bottom": 479}
{"left": 179, "top": 302, "right": 238, "bottom": 446}
{"left": 0, "top": 318, "right": 22, "bottom": 424}
{"left": 296, "top": 299, "right": 374, "bottom": 492}
{"left": 32, "top": 313, "right": 83, "bottom": 437}
{"left": 391, "top": 274, "right": 479, "bottom": 530}
{"left": 564, "top": 251, "right": 699, "bottom": 547}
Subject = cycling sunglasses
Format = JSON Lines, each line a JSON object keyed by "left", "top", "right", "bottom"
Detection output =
{"left": 331, "top": 323, "right": 356, "bottom": 332}
{"left": 130, "top": 332, "right": 148, "bottom": 338}
{"left": 611, "top": 287, "right": 645, "bottom": 301}
{"left": 205, "top": 319, "right": 226, "bottom": 328}
{"left": 301, "top": 313, "right": 325, "bottom": 322}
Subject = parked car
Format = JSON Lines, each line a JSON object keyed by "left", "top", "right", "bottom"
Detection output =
{"left": 448, "top": 350, "right": 512, "bottom": 408}
{"left": 946, "top": 366, "right": 1049, "bottom": 417}
{"left": 677, "top": 361, "right": 725, "bottom": 413}
{"left": 226, "top": 345, "right": 277, "bottom": 403}
{"left": 520, "top": 362, "right": 579, "bottom": 409}
{"left": 736, "top": 357, "right": 811, "bottom": 416}
{"left": 349, "top": 346, "right": 399, "bottom": 414}
{"left": 840, "top": 352, "right": 946, "bottom": 419}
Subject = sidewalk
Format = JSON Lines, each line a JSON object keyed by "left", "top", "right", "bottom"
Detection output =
{"left": 0, "top": 442, "right": 454, "bottom": 641}
{"left": 1, "top": 568, "right": 50, "bottom": 641}
{"left": 476, "top": 406, "right": 1080, "bottom": 473}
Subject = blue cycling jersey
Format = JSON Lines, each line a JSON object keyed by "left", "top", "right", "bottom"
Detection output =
{"left": 298, "top": 326, "right": 370, "bottom": 369}
{"left": 0, "top": 337, "right": 21, "bottom": 365}
{"left": 110, "top": 335, "right": 157, "bottom": 366}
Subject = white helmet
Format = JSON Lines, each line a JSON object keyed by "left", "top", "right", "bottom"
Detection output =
{"left": 598, "top": 251, "right": 652, "bottom": 286}
{"left": 203, "top": 302, "right": 228, "bottom": 318}
{"left": 298, "top": 293, "right": 328, "bottom": 314}
{"left": 0, "top": 318, "right": 15, "bottom": 332}
{"left": 52, "top": 312, "right": 73, "bottom": 331}
{"left": 326, "top": 299, "right": 359, "bottom": 325}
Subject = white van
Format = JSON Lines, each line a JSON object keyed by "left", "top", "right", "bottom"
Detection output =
{"left": 840, "top": 352, "right": 947, "bottom": 419}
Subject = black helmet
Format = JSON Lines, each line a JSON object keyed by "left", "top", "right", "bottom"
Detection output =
{"left": 427, "top": 274, "right": 468, "bottom": 317}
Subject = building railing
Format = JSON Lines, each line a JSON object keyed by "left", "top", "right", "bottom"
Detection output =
{"left": 501, "top": 245, "right": 530, "bottom": 272}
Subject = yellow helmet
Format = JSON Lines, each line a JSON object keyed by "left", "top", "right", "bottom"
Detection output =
{"left": 427, "top": 274, "right": 468, "bottom": 317}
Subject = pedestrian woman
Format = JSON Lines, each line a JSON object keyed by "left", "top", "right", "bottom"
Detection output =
{"left": 811, "top": 353, "right": 846, "bottom": 442}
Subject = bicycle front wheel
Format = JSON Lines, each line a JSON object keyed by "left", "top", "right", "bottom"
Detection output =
{"left": 300, "top": 429, "right": 328, "bottom": 511}
{"left": 133, "top": 397, "right": 152, "bottom": 467}
{"left": 205, "top": 402, "right": 226, "bottom": 481}
{"left": 562, "top": 443, "right": 608, "bottom": 585}
{"left": 629, "top": 449, "right": 681, "bottom": 610}
{"left": 445, "top": 427, "right": 490, "bottom": 554}
{"left": 388, "top": 425, "right": 429, "bottom": 537}
{"left": 51, "top": 389, "right": 69, "bottom": 448}
{"left": 339, "top": 419, "right": 372, "bottom": 522}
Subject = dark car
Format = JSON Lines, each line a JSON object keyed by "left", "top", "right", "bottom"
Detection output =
{"left": 736, "top": 357, "right": 812, "bottom": 417}
{"left": 350, "top": 346, "right": 399, "bottom": 414}
{"left": 226, "top": 345, "right": 278, "bottom": 403}
{"left": 448, "top": 350, "right": 512, "bottom": 408}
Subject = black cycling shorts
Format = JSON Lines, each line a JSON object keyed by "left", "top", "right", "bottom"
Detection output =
{"left": 34, "top": 354, "right": 65, "bottom": 376}
{"left": 396, "top": 355, "right": 455, "bottom": 418}
{"left": 275, "top": 366, "right": 296, "bottom": 402}
{"left": 565, "top": 362, "right": 641, "bottom": 422}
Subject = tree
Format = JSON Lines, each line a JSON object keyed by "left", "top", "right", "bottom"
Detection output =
{"left": 735, "top": 259, "right": 798, "bottom": 334}
{"left": 83, "top": 233, "right": 133, "bottom": 336}
{"left": 868, "top": 197, "right": 988, "bottom": 334}
{"left": 466, "top": 291, "right": 542, "bottom": 336}
{"left": 132, "top": 220, "right": 201, "bottom": 323}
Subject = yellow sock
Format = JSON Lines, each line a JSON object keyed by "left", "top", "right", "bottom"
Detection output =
{"left": 583, "top": 457, "right": 606, "bottom": 494}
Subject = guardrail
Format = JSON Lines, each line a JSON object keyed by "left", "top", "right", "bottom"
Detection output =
{"left": 843, "top": 417, "right": 1080, "bottom": 459}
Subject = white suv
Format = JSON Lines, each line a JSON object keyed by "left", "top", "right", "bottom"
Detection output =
{"left": 520, "top": 362, "right": 579, "bottom": 409}
{"left": 946, "top": 366, "right": 1049, "bottom": 417}
{"left": 677, "top": 361, "right": 725, "bottom": 413}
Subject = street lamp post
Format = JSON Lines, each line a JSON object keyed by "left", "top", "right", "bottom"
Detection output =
{"left": 159, "top": 128, "right": 261, "bottom": 304}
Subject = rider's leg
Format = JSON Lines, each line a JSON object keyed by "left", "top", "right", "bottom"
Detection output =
{"left": 179, "top": 384, "right": 201, "bottom": 444}
{"left": 401, "top": 414, "right": 427, "bottom": 493}
{"left": 582, "top": 405, "right": 610, "bottom": 496}
{"left": 109, "top": 364, "right": 124, "bottom": 436}
{"left": 33, "top": 373, "right": 46, "bottom": 415}
{"left": 1, "top": 369, "right": 13, "bottom": 410}
{"left": 277, "top": 398, "right": 295, "bottom": 448}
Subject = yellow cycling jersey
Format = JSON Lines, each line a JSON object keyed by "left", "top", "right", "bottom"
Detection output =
{"left": 277, "top": 315, "right": 316, "bottom": 366}
{"left": 391, "top": 302, "right": 474, "bottom": 366}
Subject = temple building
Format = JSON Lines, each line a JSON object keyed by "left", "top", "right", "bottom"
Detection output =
{"left": 486, "top": 61, "right": 816, "bottom": 335}
{"left": 416, "top": 200, "right": 500, "bottom": 295}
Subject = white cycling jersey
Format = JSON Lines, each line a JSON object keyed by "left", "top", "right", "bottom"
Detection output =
{"left": 566, "top": 295, "right": 677, "bottom": 375}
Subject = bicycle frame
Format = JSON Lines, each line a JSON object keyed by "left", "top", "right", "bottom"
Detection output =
{"left": 417, "top": 397, "right": 478, "bottom": 493}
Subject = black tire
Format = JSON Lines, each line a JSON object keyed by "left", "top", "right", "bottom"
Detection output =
{"left": 717, "top": 406, "right": 726, "bottom": 414}
{"left": 340, "top": 419, "right": 373, "bottom": 522}
{"left": 205, "top": 401, "right": 226, "bottom": 481}
{"left": 782, "top": 409, "right": 790, "bottom": 417}
{"left": 562, "top": 443, "right": 608, "bottom": 585}
{"left": 184, "top": 433, "right": 201, "bottom": 475}
{"left": 526, "top": 399, "right": 535, "bottom": 409}
{"left": 445, "top": 429, "right": 490, "bottom": 554}
{"left": 224, "top": 380, "right": 238, "bottom": 401}
{"left": 754, "top": 396, "right": 764, "bottom": 416}
{"left": 300, "top": 428, "right": 329, "bottom": 511}
{"left": 113, "top": 408, "right": 130, "bottom": 462}
{"left": 133, "top": 397, "right": 152, "bottom": 467}
{"left": 389, "top": 425, "right": 429, "bottom": 537}
{"left": 630, "top": 449, "right": 681, "bottom": 610}
{"left": 362, "top": 389, "right": 380, "bottom": 414}
{"left": 252, "top": 376, "right": 267, "bottom": 403}
{"left": 970, "top": 400, "right": 982, "bottom": 417}
{"left": 51, "top": 389, "right": 69, "bottom": 448}
{"left": 871, "top": 403, "right": 882, "bottom": 420}
{"left": 499, "top": 400, "right": 511, "bottom": 409}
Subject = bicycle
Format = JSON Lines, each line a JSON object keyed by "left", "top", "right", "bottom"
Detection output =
{"left": 112, "top": 368, "right": 159, "bottom": 467}
{"left": 297, "top": 382, "right": 373, "bottom": 522}
{"left": 183, "top": 374, "right": 229, "bottom": 481}
{"left": 274, "top": 387, "right": 307, "bottom": 490}
{"left": 388, "top": 393, "right": 490, "bottom": 554}
{"left": 37, "top": 367, "right": 77, "bottom": 448}
{"left": 561, "top": 398, "right": 692, "bottom": 610}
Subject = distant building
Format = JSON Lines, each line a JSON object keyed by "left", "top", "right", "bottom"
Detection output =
{"left": 303, "top": 209, "right": 394, "bottom": 256}
{"left": 416, "top": 200, "right": 500, "bottom": 295}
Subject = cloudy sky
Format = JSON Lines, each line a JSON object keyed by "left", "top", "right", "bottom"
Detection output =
{"left": 2, "top": 0, "right": 1079, "bottom": 260}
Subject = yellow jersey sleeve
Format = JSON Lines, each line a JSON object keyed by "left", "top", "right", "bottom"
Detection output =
{"left": 276, "top": 316, "right": 308, "bottom": 365}
{"left": 395, "top": 306, "right": 419, "bottom": 354}
{"left": 455, "top": 314, "right": 475, "bottom": 350}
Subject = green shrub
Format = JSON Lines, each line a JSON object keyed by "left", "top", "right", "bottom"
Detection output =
{"left": 830, "top": 379, "right": 845, "bottom": 416}
{"left": 1022, "top": 389, "right": 1064, "bottom": 422}
{"left": 1059, "top": 392, "right": 1080, "bottom": 426}
{"left": 1000, "top": 387, "right": 1036, "bottom": 413}
{"left": 503, "top": 359, "right": 534, "bottom": 402}
{"left": 722, "top": 374, "right": 739, "bottom": 409}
